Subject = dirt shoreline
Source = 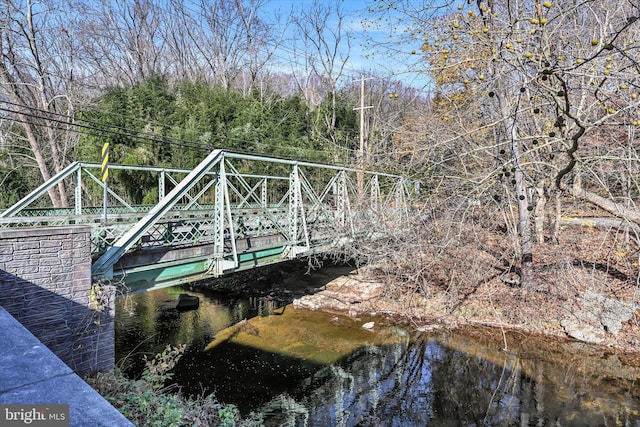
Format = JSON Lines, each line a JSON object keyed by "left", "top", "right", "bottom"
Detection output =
{"left": 197, "top": 258, "right": 640, "bottom": 356}
{"left": 292, "top": 268, "right": 640, "bottom": 356}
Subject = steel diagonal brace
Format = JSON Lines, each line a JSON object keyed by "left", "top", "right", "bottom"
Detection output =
{"left": 233, "top": 177, "right": 264, "bottom": 208}
{"left": 91, "top": 149, "right": 225, "bottom": 280}
{"left": 83, "top": 169, "right": 136, "bottom": 212}
{"left": 185, "top": 178, "right": 216, "bottom": 210}
{"left": 225, "top": 160, "right": 290, "bottom": 237}
{"left": 243, "top": 179, "right": 264, "bottom": 207}
{"left": 224, "top": 161, "right": 262, "bottom": 207}
{"left": 0, "top": 161, "right": 82, "bottom": 217}
{"left": 167, "top": 174, "right": 204, "bottom": 210}
{"left": 298, "top": 171, "right": 338, "bottom": 228}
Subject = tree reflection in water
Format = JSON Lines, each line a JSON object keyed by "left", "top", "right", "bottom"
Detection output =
{"left": 260, "top": 333, "right": 640, "bottom": 426}
{"left": 116, "top": 287, "right": 640, "bottom": 426}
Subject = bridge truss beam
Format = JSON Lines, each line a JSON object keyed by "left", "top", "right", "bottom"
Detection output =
{"left": 0, "top": 150, "right": 409, "bottom": 291}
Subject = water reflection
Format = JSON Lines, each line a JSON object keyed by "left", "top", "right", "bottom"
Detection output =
{"left": 115, "top": 273, "right": 640, "bottom": 426}
{"left": 260, "top": 332, "right": 640, "bottom": 426}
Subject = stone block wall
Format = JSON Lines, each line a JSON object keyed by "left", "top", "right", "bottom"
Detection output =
{"left": 0, "top": 226, "right": 114, "bottom": 376}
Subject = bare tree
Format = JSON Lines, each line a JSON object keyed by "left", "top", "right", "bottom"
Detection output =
{"left": 292, "top": 0, "right": 351, "bottom": 146}
{"left": 375, "top": 0, "right": 640, "bottom": 288}
{"left": 0, "top": 0, "right": 80, "bottom": 207}
{"left": 80, "top": 0, "right": 167, "bottom": 87}
{"left": 161, "top": 0, "right": 278, "bottom": 91}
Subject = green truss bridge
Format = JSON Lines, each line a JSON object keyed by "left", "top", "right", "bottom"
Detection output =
{"left": 0, "top": 150, "right": 408, "bottom": 293}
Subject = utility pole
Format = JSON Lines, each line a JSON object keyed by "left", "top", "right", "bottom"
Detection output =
{"left": 353, "top": 74, "right": 373, "bottom": 194}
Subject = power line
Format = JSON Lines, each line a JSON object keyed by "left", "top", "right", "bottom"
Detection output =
{"left": 0, "top": 102, "right": 205, "bottom": 151}
{"left": 0, "top": 101, "right": 355, "bottom": 164}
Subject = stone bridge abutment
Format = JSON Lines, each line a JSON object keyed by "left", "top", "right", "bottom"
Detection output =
{"left": 0, "top": 225, "right": 114, "bottom": 376}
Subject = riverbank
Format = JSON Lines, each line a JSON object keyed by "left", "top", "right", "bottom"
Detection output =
{"left": 293, "top": 264, "right": 640, "bottom": 356}
{"left": 112, "top": 275, "right": 640, "bottom": 425}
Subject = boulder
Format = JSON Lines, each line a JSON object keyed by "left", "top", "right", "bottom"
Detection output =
{"left": 561, "top": 291, "right": 637, "bottom": 344}
{"left": 176, "top": 293, "right": 200, "bottom": 311}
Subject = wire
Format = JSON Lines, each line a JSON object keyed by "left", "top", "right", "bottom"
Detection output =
{"left": 0, "top": 103, "right": 206, "bottom": 151}
{"left": 0, "top": 101, "right": 356, "bottom": 164}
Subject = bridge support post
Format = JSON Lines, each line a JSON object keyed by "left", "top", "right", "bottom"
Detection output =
{"left": 285, "top": 164, "right": 310, "bottom": 258}
{"left": 335, "top": 170, "right": 355, "bottom": 237}
{"left": 75, "top": 167, "right": 82, "bottom": 216}
{"left": 394, "top": 178, "right": 409, "bottom": 218}
{"left": 211, "top": 159, "right": 238, "bottom": 275}
{"left": 261, "top": 178, "right": 268, "bottom": 209}
{"left": 370, "top": 175, "right": 380, "bottom": 214}
{"left": 159, "top": 170, "right": 165, "bottom": 200}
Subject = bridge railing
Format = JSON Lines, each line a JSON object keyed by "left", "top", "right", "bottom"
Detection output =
{"left": 0, "top": 150, "right": 409, "bottom": 285}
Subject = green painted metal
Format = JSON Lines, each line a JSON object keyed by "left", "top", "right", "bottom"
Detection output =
{"left": 117, "top": 245, "right": 289, "bottom": 293}
{"left": 91, "top": 149, "right": 226, "bottom": 279}
{"left": 237, "top": 246, "right": 284, "bottom": 262}
{"left": 0, "top": 149, "right": 409, "bottom": 294}
{"left": 0, "top": 162, "right": 81, "bottom": 217}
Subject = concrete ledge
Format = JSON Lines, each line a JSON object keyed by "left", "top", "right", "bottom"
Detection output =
{"left": 0, "top": 306, "right": 132, "bottom": 426}
{"left": 0, "top": 225, "right": 93, "bottom": 239}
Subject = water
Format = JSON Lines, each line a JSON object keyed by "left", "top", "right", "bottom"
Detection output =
{"left": 115, "top": 266, "right": 640, "bottom": 426}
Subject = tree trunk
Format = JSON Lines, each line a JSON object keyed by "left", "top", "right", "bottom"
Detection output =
{"left": 534, "top": 180, "right": 547, "bottom": 244}
{"left": 513, "top": 151, "right": 534, "bottom": 287}
{"left": 502, "top": 93, "right": 534, "bottom": 288}
{"left": 0, "top": 1, "right": 70, "bottom": 208}
{"left": 569, "top": 185, "right": 640, "bottom": 226}
{"left": 552, "top": 191, "right": 562, "bottom": 244}
{"left": 26, "top": 3, "right": 69, "bottom": 207}
{"left": 16, "top": 111, "right": 61, "bottom": 207}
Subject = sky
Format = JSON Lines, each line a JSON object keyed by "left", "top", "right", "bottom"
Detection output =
{"left": 259, "top": 0, "right": 431, "bottom": 90}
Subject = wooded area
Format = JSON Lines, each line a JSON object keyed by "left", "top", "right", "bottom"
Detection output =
{"left": 1, "top": 0, "right": 640, "bottom": 340}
